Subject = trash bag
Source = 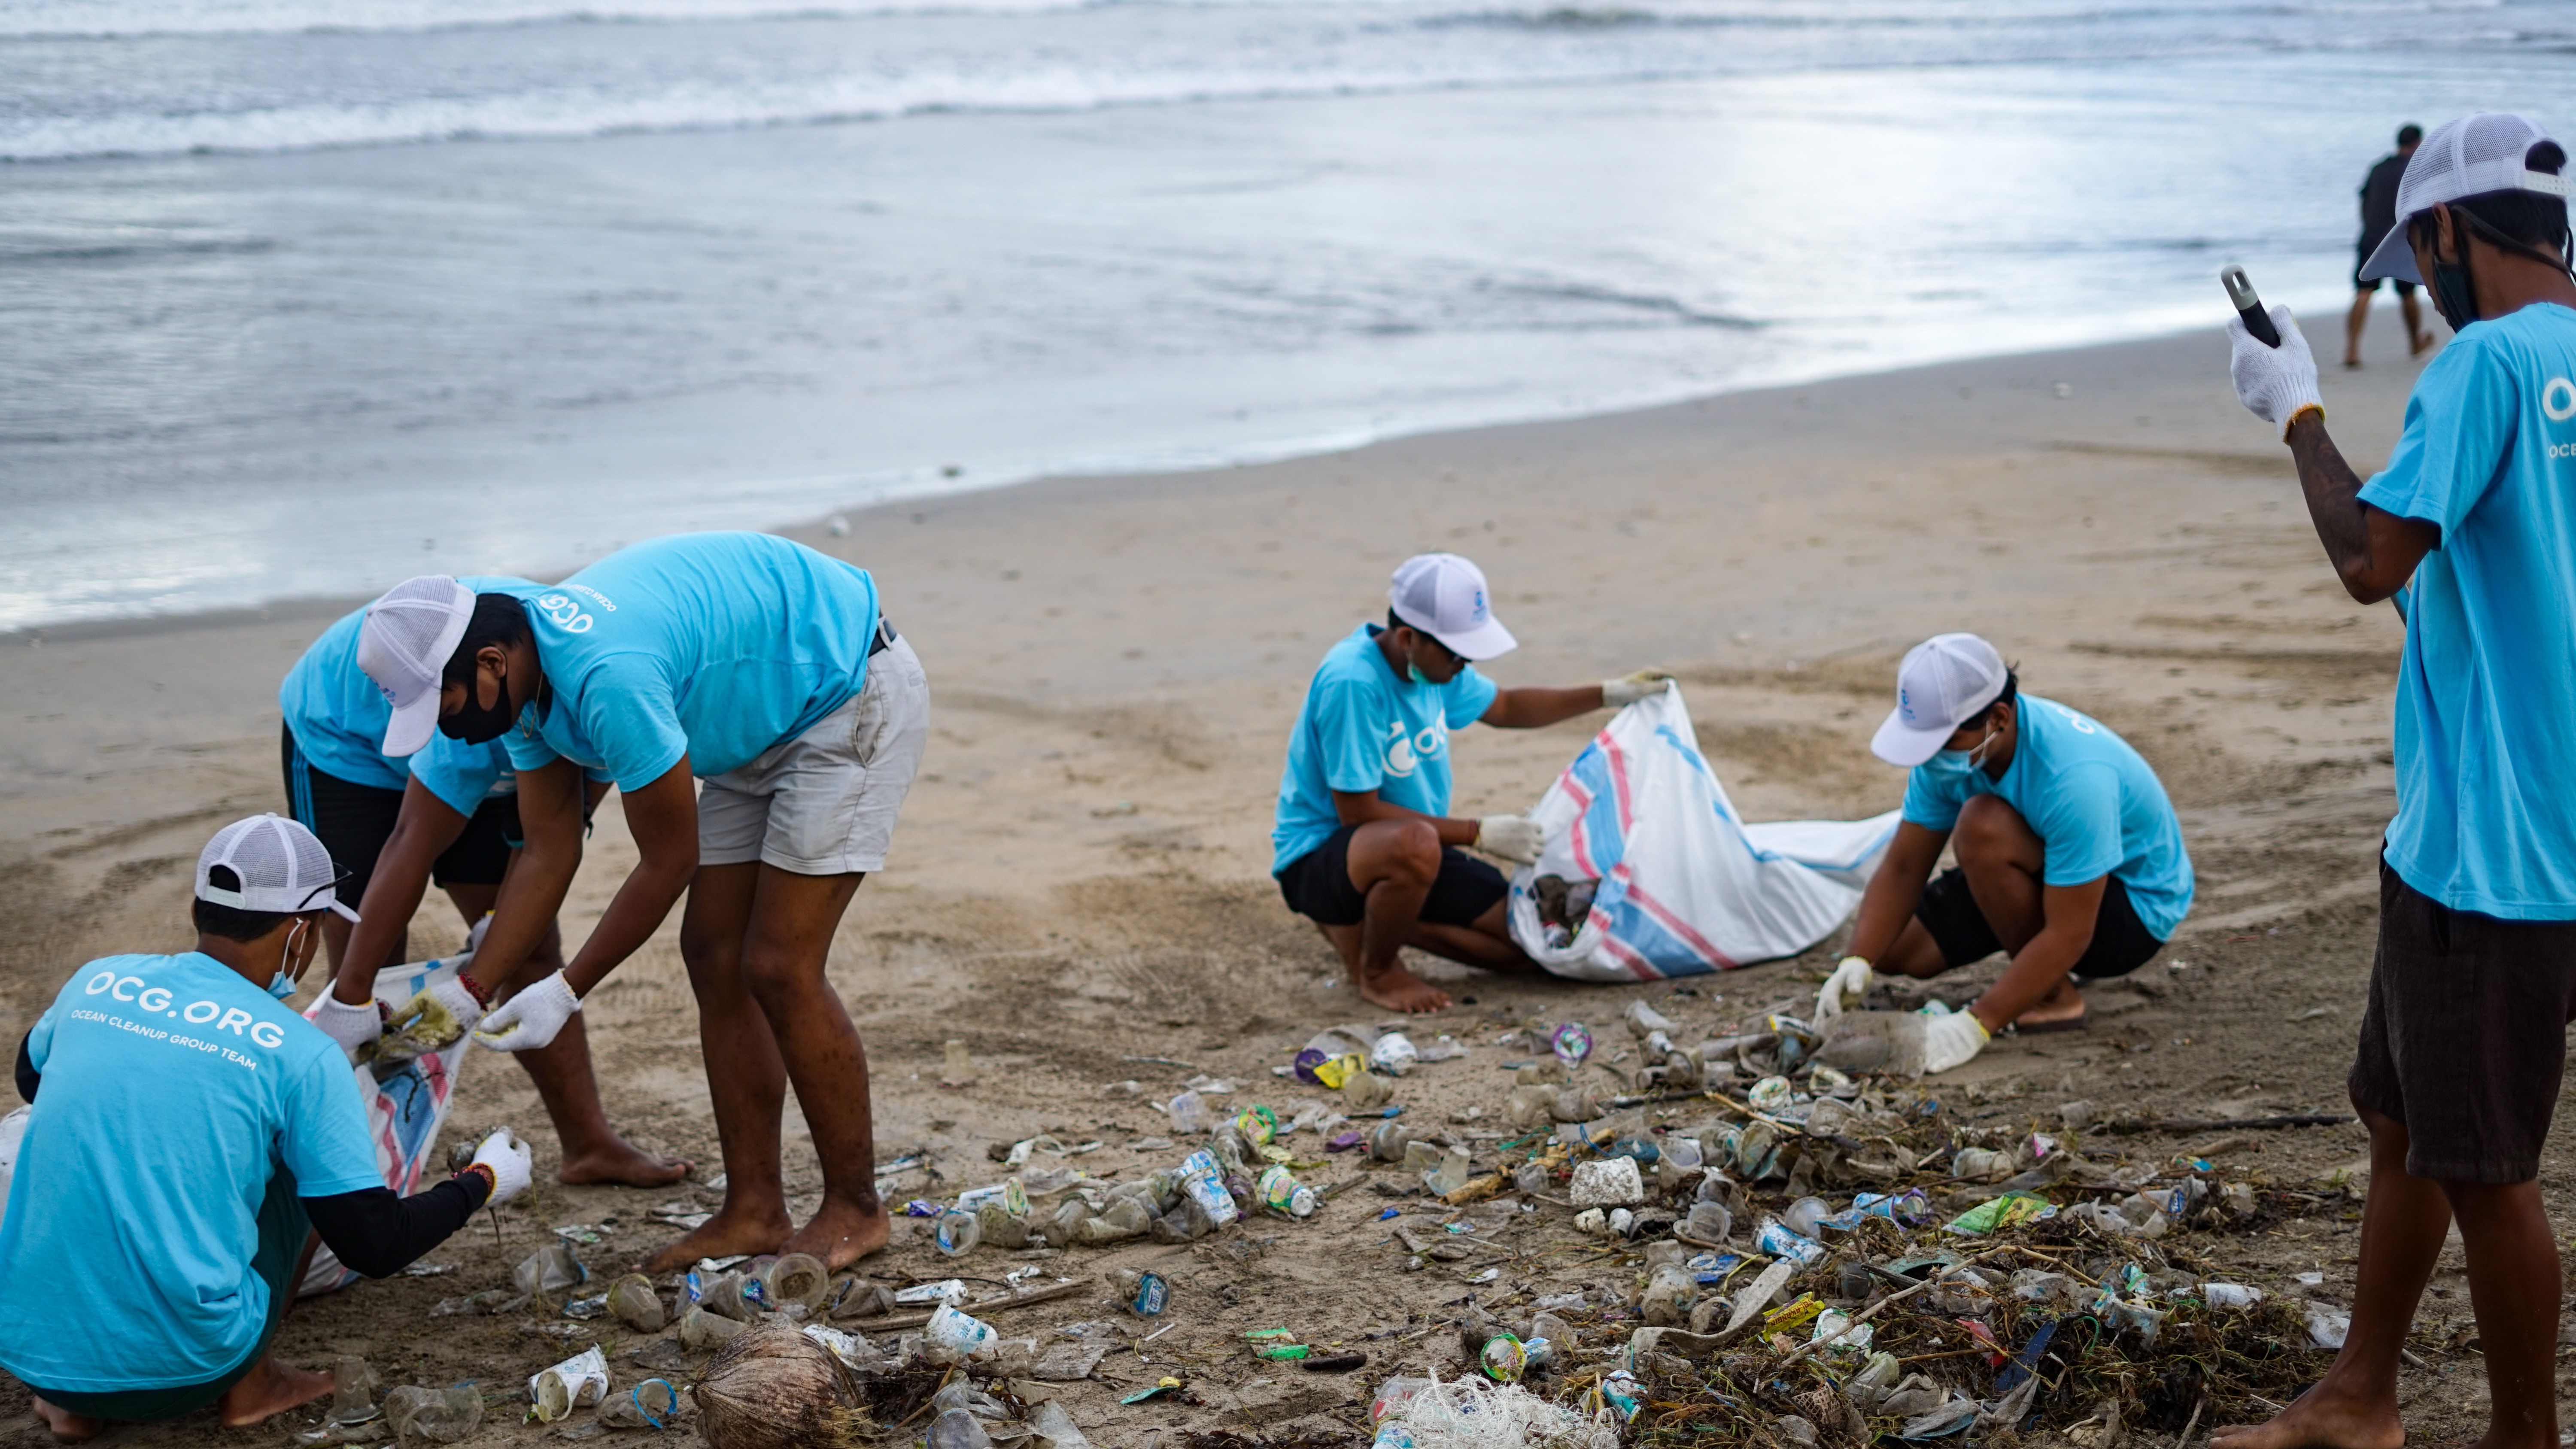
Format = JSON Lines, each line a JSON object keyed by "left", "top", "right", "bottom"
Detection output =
{"left": 1508, "top": 687, "right": 1899, "bottom": 979}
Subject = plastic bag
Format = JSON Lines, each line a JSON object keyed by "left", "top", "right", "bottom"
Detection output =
{"left": 1507, "top": 687, "right": 1899, "bottom": 979}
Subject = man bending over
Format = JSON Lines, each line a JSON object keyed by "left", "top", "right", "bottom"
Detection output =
{"left": 1815, "top": 633, "right": 2193, "bottom": 1074}
{"left": 1271, "top": 552, "right": 1668, "bottom": 1013}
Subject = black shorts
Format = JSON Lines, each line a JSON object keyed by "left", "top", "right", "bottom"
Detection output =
{"left": 2349, "top": 858, "right": 2576, "bottom": 1183}
{"left": 1275, "top": 824, "right": 1507, "bottom": 929}
{"left": 1915, "top": 867, "right": 2164, "bottom": 980}
{"left": 282, "top": 724, "right": 519, "bottom": 899}
{"left": 2355, "top": 241, "right": 2417, "bottom": 295}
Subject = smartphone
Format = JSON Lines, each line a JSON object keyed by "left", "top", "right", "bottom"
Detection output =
{"left": 2221, "top": 266, "right": 2281, "bottom": 347}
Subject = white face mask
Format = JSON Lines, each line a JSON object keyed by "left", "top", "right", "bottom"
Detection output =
{"left": 270, "top": 919, "right": 311, "bottom": 999}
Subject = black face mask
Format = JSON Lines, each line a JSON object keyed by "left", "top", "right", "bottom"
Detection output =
{"left": 440, "top": 668, "right": 516, "bottom": 744}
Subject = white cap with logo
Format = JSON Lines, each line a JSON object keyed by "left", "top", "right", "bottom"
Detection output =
{"left": 1871, "top": 633, "right": 2009, "bottom": 768}
{"left": 2360, "top": 112, "right": 2569, "bottom": 286}
{"left": 197, "top": 813, "right": 359, "bottom": 922}
{"left": 358, "top": 575, "right": 475, "bottom": 758}
{"left": 1388, "top": 553, "right": 1518, "bottom": 662}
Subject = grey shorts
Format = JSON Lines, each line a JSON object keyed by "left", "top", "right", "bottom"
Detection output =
{"left": 2348, "top": 857, "right": 2576, "bottom": 1183}
{"left": 697, "top": 634, "right": 929, "bottom": 876}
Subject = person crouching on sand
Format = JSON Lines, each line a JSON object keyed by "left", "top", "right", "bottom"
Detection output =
{"left": 1811, "top": 633, "right": 2193, "bottom": 1074}
{"left": 1269, "top": 552, "right": 1669, "bottom": 1014}
{"left": 0, "top": 815, "right": 530, "bottom": 1443}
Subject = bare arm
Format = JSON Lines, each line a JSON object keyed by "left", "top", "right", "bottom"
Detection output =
{"left": 1479, "top": 685, "right": 1606, "bottom": 729}
{"left": 2285, "top": 412, "right": 2439, "bottom": 604}
{"left": 1969, "top": 876, "right": 2107, "bottom": 1034}
{"left": 558, "top": 759, "right": 699, "bottom": 996}
{"left": 1330, "top": 787, "right": 1479, "bottom": 848}
{"left": 331, "top": 780, "right": 473, "bottom": 1005}
{"left": 461, "top": 759, "right": 587, "bottom": 996}
{"left": 1844, "top": 820, "right": 1948, "bottom": 963}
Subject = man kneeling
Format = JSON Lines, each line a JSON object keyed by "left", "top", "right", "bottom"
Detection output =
{"left": 0, "top": 815, "right": 529, "bottom": 1442}
{"left": 1815, "top": 634, "right": 2194, "bottom": 1073}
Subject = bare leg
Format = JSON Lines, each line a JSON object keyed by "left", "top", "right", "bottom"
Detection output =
{"left": 2209, "top": 1105, "right": 2432, "bottom": 1449}
{"left": 645, "top": 863, "right": 793, "bottom": 1272}
{"left": 443, "top": 882, "right": 688, "bottom": 1188}
{"left": 1340, "top": 820, "right": 1449, "bottom": 1013}
{"left": 738, "top": 867, "right": 887, "bottom": 1270}
{"left": 2402, "top": 290, "right": 2432, "bottom": 355}
{"left": 1868, "top": 918, "right": 1951, "bottom": 980}
{"left": 1950, "top": 796, "right": 2084, "bottom": 1028}
{"left": 1408, "top": 898, "right": 1539, "bottom": 975}
{"left": 2443, "top": 1178, "right": 2562, "bottom": 1449}
{"left": 2345, "top": 289, "right": 2373, "bottom": 367}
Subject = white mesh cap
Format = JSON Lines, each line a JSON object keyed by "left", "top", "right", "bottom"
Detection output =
{"left": 196, "top": 814, "right": 359, "bottom": 922}
{"left": 1871, "top": 633, "right": 2009, "bottom": 767}
{"left": 1388, "top": 553, "right": 1517, "bottom": 662}
{"left": 358, "top": 575, "right": 474, "bottom": 757}
{"left": 2360, "top": 112, "right": 2569, "bottom": 284}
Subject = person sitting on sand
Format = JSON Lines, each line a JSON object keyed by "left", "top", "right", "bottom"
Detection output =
{"left": 279, "top": 574, "right": 685, "bottom": 1189}
{"left": 1271, "top": 552, "right": 1669, "bottom": 1014}
{"left": 1813, "top": 632, "right": 2192, "bottom": 1072}
{"left": 359, "top": 533, "right": 927, "bottom": 1273}
{"left": 0, "top": 814, "right": 530, "bottom": 1443}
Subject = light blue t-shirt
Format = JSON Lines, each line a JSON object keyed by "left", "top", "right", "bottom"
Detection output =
{"left": 500, "top": 533, "right": 881, "bottom": 790}
{"left": 2358, "top": 304, "right": 2576, "bottom": 919}
{"left": 1900, "top": 693, "right": 2194, "bottom": 940}
{"left": 279, "top": 574, "right": 537, "bottom": 815}
{"left": 0, "top": 954, "right": 382, "bottom": 1394}
{"left": 1271, "top": 623, "right": 1502, "bottom": 874}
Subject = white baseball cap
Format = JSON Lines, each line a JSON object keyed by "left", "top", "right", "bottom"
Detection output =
{"left": 358, "top": 575, "right": 474, "bottom": 758}
{"left": 2360, "top": 112, "right": 2569, "bottom": 285}
{"left": 1388, "top": 553, "right": 1517, "bottom": 662}
{"left": 1871, "top": 633, "right": 2010, "bottom": 767}
{"left": 197, "top": 814, "right": 359, "bottom": 922}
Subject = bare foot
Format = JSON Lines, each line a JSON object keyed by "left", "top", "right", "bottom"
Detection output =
{"left": 559, "top": 1138, "right": 693, "bottom": 1188}
{"left": 215, "top": 1356, "right": 335, "bottom": 1429}
{"left": 641, "top": 1203, "right": 792, "bottom": 1274}
{"left": 30, "top": 1397, "right": 103, "bottom": 1443}
{"left": 2343, "top": 358, "right": 2363, "bottom": 370}
{"left": 781, "top": 1196, "right": 892, "bottom": 1272}
{"left": 1358, "top": 963, "right": 1450, "bottom": 1014}
{"left": 2208, "top": 1380, "right": 2403, "bottom": 1449}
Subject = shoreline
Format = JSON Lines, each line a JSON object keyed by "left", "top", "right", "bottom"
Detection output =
{"left": 1, "top": 311, "right": 2364, "bottom": 647}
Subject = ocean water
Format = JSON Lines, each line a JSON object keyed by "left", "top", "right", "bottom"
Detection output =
{"left": 3, "top": 0, "right": 2573, "bottom": 627}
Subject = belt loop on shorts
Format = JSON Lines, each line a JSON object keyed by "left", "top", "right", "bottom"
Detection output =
{"left": 869, "top": 617, "right": 896, "bottom": 658}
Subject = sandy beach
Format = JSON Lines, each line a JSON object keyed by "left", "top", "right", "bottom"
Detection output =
{"left": 0, "top": 313, "right": 2517, "bottom": 1446}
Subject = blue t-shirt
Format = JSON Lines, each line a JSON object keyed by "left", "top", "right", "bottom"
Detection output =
{"left": 1900, "top": 693, "right": 2194, "bottom": 940}
{"left": 1271, "top": 623, "right": 1502, "bottom": 874}
{"left": 0, "top": 954, "right": 382, "bottom": 1394}
{"left": 279, "top": 574, "right": 536, "bottom": 815}
{"left": 2358, "top": 304, "right": 2576, "bottom": 919}
{"left": 500, "top": 533, "right": 881, "bottom": 790}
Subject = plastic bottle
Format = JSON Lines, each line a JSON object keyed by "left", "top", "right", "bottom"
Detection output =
{"left": 935, "top": 1209, "right": 982, "bottom": 1257}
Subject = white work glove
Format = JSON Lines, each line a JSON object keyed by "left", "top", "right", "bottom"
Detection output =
{"left": 466, "top": 1127, "right": 533, "bottom": 1208}
{"left": 1475, "top": 814, "right": 1546, "bottom": 865}
{"left": 1813, "top": 956, "right": 1877, "bottom": 1022}
{"left": 1921, "top": 1008, "right": 1992, "bottom": 1075}
{"left": 2228, "top": 304, "right": 2323, "bottom": 440}
{"left": 472, "top": 970, "right": 581, "bottom": 1053}
{"left": 1601, "top": 670, "right": 1675, "bottom": 709}
{"left": 386, "top": 976, "right": 486, "bottom": 1051}
{"left": 307, "top": 990, "right": 384, "bottom": 1062}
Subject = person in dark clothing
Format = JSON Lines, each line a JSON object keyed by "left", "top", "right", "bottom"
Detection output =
{"left": 2346, "top": 124, "right": 2432, "bottom": 366}
{"left": 0, "top": 814, "right": 530, "bottom": 1442}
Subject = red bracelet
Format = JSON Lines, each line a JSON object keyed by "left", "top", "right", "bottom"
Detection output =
{"left": 455, "top": 973, "right": 495, "bottom": 1009}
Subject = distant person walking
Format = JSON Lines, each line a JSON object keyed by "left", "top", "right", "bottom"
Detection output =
{"left": 2225, "top": 112, "right": 2576, "bottom": 1449}
{"left": 2345, "top": 124, "right": 2433, "bottom": 366}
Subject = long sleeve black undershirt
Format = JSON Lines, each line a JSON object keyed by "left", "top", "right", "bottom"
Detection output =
{"left": 19, "top": 1025, "right": 487, "bottom": 1277}
{"left": 304, "top": 1174, "right": 492, "bottom": 1279}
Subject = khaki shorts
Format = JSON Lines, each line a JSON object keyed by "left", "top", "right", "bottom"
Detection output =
{"left": 697, "top": 634, "right": 928, "bottom": 876}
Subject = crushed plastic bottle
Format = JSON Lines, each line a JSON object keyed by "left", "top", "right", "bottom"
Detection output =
{"left": 596, "top": 1378, "right": 677, "bottom": 1431}
{"left": 606, "top": 1273, "right": 666, "bottom": 1333}
{"left": 383, "top": 1385, "right": 481, "bottom": 1447}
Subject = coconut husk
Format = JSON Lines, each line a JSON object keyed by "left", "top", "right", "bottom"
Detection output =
{"left": 696, "top": 1321, "right": 872, "bottom": 1449}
